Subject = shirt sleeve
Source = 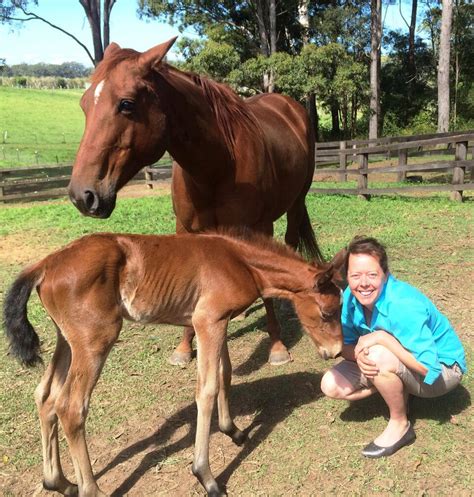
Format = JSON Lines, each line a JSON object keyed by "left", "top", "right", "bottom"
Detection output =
{"left": 389, "top": 300, "right": 442, "bottom": 385}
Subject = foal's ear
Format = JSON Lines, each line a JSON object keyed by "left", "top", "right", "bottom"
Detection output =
{"left": 314, "top": 264, "right": 335, "bottom": 292}
{"left": 138, "top": 36, "right": 178, "bottom": 73}
{"left": 330, "top": 248, "right": 348, "bottom": 289}
{"left": 103, "top": 42, "right": 122, "bottom": 59}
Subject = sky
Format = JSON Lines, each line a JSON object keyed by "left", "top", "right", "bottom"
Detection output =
{"left": 1, "top": 1, "right": 418, "bottom": 67}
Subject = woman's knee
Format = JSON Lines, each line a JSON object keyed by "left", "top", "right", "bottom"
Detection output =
{"left": 321, "top": 370, "right": 351, "bottom": 399}
{"left": 366, "top": 344, "right": 399, "bottom": 373}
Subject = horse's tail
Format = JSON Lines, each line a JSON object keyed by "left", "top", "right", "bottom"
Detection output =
{"left": 297, "top": 205, "right": 324, "bottom": 263}
{"left": 3, "top": 263, "right": 45, "bottom": 367}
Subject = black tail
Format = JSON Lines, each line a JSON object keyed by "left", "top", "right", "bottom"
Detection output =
{"left": 297, "top": 205, "right": 324, "bottom": 263}
{"left": 3, "top": 267, "right": 43, "bottom": 367}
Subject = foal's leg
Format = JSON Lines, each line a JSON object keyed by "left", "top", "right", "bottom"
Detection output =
{"left": 217, "top": 341, "right": 245, "bottom": 445}
{"left": 35, "top": 330, "right": 77, "bottom": 496}
{"left": 264, "top": 298, "right": 291, "bottom": 365}
{"left": 55, "top": 322, "right": 121, "bottom": 497}
{"left": 192, "top": 315, "right": 227, "bottom": 497}
{"left": 169, "top": 326, "right": 195, "bottom": 366}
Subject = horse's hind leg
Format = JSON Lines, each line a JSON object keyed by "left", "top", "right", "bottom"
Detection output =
{"left": 55, "top": 321, "right": 121, "bottom": 497}
{"left": 35, "top": 329, "right": 77, "bottom": 496}
{"left": 217, "top": 341, "right": 245, "bottom": 445}
{"left": 169, "top": 326, "right": 195, "bottom": 365}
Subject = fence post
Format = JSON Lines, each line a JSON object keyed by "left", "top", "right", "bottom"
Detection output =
{"left": 0, "top": 171, "right": 4, "bottom": 202}
{"left": 397, "top": 149, "right": 407, "bottom": 182}
{"left": 339, "top": 140, "right": 347, "bottom": 182}
{"left": 451, "top": 141, "right": 467, "bottom": 202}
{"left": 357, "top": 153, "right": 369, "bottom": 200}
{"left": 145, "top": 167, "right": 154, "bottom": 189}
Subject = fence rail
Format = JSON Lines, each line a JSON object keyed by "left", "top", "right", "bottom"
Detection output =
{"left": 312, "top": 131, "right": 473, "bottom": 201}
{"left": 0, "top": 132, "right": 473, "bottom": 203}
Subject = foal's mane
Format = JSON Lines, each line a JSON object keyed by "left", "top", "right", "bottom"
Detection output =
{"left": 207, "top": 228, "right": 306, "bottom": 263}
{"left": 90, "top": 48, "right": 262, "bottom": 161}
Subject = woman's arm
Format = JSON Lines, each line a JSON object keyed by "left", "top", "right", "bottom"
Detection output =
{"left": 355, "top": 330, "right": 428, "bottom": 376}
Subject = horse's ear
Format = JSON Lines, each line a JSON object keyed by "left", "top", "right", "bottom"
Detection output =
{"left": 314, "top": 263, "right": 334, "bottom": 292}
{"left": 138, "top": 36, "right": 178, "bottom": 73}
{"left": 103, "top": 42, "right": 121, "bottom": 59}
{"left": 330, "top": 248, "right": 348, "bottom": 289}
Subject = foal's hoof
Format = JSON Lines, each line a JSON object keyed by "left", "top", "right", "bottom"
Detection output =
{"left": 268, "top": 350, "right": 292, "bottom": 366}
{"left": 231, "top": 429, "right": 247, "bottom": 446}
{"left": 43, "top": 479, "right": 78, "bottom": 496}
{"left": 168, "top": 350, "right": 192, "bottom": 366}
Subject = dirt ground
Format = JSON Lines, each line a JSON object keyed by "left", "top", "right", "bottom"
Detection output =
{"left": 1, "top": 181, "right": 472, "bottom": 497}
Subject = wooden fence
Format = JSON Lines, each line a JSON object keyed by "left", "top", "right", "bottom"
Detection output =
{"left": 312, "top": 130, "right": 473, "bottom": 201}
{"left": 1, "top": 132, "right": 473, "bottom": 203}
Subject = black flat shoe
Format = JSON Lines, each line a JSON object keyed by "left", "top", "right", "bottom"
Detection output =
{"left": 362, "top": 422, "right": 416, "bottom": 458}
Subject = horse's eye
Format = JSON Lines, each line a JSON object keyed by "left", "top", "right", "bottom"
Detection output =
{"left": 118, "top": 99, "right": 135, "bottom": 114}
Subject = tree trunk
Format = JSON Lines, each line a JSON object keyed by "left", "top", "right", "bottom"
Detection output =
{"left": 369, "top": 0, "right": 382, "bottom": 140}
{"left": 267, "top": 0, "right": 276, "bottom": 92}
{"left": 79, "top": 0, "right": 104, "bottom": 65}
{"left": 298, "top": 0, "right": 318, "bottom": 139}
{"left": 437, "top": 0, "right": 453, "bottom": 133}
{"left": 103, "top": 0, "right": 116, "bottom": 49}
{"left": 408, "top": 0, "right": 417, "bottom": 77}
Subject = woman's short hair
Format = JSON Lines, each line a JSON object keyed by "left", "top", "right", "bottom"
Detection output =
{"left": 345, "top": 236, "right": 389, "bottom": 275}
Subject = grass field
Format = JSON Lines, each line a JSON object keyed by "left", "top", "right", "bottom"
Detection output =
{"left": 0, "top": 192, "right": 472, "bottom": 496}
{"left": 0, "top": 87, "right": 84, "bottom": 167}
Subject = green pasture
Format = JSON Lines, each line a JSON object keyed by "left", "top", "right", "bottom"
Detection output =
{"left": 0, "top": 87, "right": 84, "bottom": 167}
{"left": 0, "top": 193, "right": 472, "bottom": 495}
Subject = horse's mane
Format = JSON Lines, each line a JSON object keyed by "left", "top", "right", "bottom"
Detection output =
{"left": 161, "top": 65, "right": 263, "bottom": 161}
{"left": 206, "top": 227, "right": 305, "bottom": 262}
{"left": 90, "top": 49, "right": 263, "bottom": 161}
{"left": 90, "top": 49, "right": 140, "bottom": 85}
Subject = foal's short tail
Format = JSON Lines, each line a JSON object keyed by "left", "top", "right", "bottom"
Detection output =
{"left": 298, "top": 205, "right": 324, "bottom": 263}
{"left": 3, "top": 265, "right": 44, "bottom": 367}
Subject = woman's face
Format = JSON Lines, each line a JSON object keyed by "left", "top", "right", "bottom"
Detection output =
{"left": 347, "top": 253, "right": 387, "bottom": 311}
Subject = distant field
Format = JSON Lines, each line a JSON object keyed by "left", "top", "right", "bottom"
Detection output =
{"left": 0, "top": 87, "right": 84, "bottom": 167}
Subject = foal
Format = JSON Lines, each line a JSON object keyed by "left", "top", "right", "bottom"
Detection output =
{"left": 4, "top": 231, "right": 343, "bottom": 497}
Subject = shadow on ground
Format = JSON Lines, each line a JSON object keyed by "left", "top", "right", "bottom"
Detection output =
{"left": 96, "top": 371, "right": 323, "bottom": 496}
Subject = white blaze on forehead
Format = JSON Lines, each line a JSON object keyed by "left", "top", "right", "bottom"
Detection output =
{"left": 94, "top": 80, "right": 105, "bottom": 105}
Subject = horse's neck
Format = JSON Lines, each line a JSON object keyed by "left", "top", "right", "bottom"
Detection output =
{"left": 158, "top": 68, "right": 233, "bottom": 172}
{"left": 246, "top": 252, "right": 312, "bottom": 299}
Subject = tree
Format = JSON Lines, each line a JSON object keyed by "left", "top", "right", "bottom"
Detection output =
{"left": 437, "top": 0, "right": 453, "bottom": 132}
{"left": 369, "top": 0, "right": 382, "bottom": 139}
{"left": 0, "top": 0, "right": 117, "bottom": 66}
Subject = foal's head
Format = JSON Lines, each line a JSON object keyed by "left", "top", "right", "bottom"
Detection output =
{"left": 293, "top": 263, "right": 343, "bottom": 360}
{"left": 69, "top": 37, "right": 177, "bottom": 218}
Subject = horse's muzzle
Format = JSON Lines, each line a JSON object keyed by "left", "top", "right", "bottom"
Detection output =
{"left": 68, "top": 187, "right": 116, "bottom": 218}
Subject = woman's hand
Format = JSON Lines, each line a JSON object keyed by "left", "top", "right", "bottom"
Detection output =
{"left": 356, "top": 347, "right": 379, "bottom": 378}
{"left": 354, "top": 330, "right": 386, "bottom": 357}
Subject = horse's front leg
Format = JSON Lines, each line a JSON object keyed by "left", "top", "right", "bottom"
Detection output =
{"left": 169, "top": 326, "right": 195, "bottom": 365}
{"left": 264, "top": 298, "right": 291, "bottom": 365}
{"left": 192, "top": 315, "right": 227, "bottom": 497}
{"left": 218, "top": 341, "right": 245, "bottom": 445}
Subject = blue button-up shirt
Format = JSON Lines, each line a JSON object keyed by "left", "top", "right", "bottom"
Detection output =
{"left": 342, "top": 274, "right": 467, "bottom": 385}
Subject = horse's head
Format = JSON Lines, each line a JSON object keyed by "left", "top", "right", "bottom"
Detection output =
{"left": 292, "top": 259, "right": 344, "bottom": 360}
{"left": 69, "top": 37, "right": 177, "bottom": 217}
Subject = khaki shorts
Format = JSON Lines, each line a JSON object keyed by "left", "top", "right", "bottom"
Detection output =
{"left": 331, "top": 359, "right": 463, "bottom": 398}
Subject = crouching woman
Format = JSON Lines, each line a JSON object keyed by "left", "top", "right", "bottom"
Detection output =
{"left": 321, "top": 236, "right": 466, "bottom": 458}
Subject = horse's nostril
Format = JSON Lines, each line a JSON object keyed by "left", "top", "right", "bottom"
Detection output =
{"left": 83, "top": 190, "right": 99, "bottom": 212}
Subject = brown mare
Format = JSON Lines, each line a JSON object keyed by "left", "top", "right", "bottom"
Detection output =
{"left": 4, "top": 231, "right": 343, "bottom": 497}
{"left": 68, "top": 37, "right": 320, "bottom": 366}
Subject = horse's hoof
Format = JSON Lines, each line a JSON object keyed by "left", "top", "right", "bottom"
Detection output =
{"left": 232, "top": 429, "right": 247, "bottom": 446}
{"left": 268, "top": 350, "right": 292, "bottom": 366}
{"left": 168, "top": 351, "right": 192, "bottom": 366}
{"left": 43, "top": 479, "right": 78, "bottom": 496}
